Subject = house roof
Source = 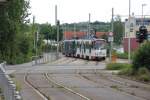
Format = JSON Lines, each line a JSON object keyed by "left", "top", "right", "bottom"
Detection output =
{"left": 64, "top": 31, "right": 108, "bottom": 40}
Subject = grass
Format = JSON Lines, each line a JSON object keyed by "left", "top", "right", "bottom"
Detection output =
{"left": 106, "top": 63, "right": 150, "bottom": 82}
{"left": 110, "top": 85, "right": 118, "bottom": 89}
{"left": 106, "top": 63, "right": 131, "bottom": 70}
{"left": 9, "top": 74, "right": 22, "bottom": 91}
{"left": 47, "top": 96, "right": 51, "bottom": 100}
{"left": 15, "top": 80, "right": 22, "bottom": 91}
{"left": 0, "top": 88, "right": 4, "bottom": 100}
{"left": 110, "top": 85, "right": 122, "bottom": 91}
{"left": 116, "top": 52, "right": 128, "bottom": 59}
{"left": 9, "top": 74, "right": 15, "bottom": 78}
{"left": 0, "top": 96, "right": 4, "bottom": 100}
{"left": 115, "top": 52, "right": 134, "bottom": 59}
{"left": 137, "top": 67, "right": 150, "bottom": 82}
{"left": 0, "top": 88, "right": 1, "bottom": 94}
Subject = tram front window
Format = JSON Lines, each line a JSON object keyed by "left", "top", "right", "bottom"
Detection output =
{"left": 94, "top": 41, "right": 105, "bottom": 50}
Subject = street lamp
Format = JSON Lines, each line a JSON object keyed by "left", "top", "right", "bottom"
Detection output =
{"left": 142, "top": 4, "right": 147, "bottom": 25}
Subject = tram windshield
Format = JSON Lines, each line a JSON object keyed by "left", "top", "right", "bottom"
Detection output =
{"left": 94, "top": 40, "right": 105, "bottom": 49}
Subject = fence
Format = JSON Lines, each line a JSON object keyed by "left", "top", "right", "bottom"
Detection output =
{"left": 0, "top": 61, "right": 21, "bottom": 100}
{"left": 31, "top": 53, "right": 60, "bottom": 66}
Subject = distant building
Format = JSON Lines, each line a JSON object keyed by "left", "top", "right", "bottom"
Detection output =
{"left": 123, "top": 15, "right": 150, "bottom": 52}
{"left": 63, "top": 31, "right": 108, "bottom": 40}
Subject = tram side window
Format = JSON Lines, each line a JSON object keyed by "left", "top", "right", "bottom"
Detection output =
{"left": 84, "top": 43, "right": 86, "bottom": 52}
{"left": 77, "top": 42, "right": 80, "bottom": 48}
{"left": 91, "top": 42, "right": 93, "bottom": 49}
{"left": 89, "top": 44, "right": 92, "bottom": 53}
{"left": 80, "top": 44, "right": 82, "bottom": 52}
{"left": 72, "top": 41, "right": 75, "bottom": 50}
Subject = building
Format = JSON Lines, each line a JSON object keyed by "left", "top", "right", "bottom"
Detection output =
{"left": 123, "top": 15, "right": 150, "bottom": 52}
{"left": 63, "top": 31, "right": 108, "bottom": 40}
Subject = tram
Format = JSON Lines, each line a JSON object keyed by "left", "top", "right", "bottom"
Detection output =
{"left": 63, "top": 38, "right": 107, "bottom": 61}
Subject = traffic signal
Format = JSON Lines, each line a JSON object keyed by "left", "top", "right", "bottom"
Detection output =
{"left": 136, "top": 26, "right": 148, "bottom": 43}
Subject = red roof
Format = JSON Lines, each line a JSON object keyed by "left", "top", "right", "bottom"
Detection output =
{"left": 64, "top": 31, "right": 108, "bottom": 39}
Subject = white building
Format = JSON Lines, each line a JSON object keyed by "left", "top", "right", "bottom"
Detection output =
{"left": 124, "top": 15, "right": 150, "bottom": 52}
{"left": 125, "top": 15, "right": 150, "bottom": 38}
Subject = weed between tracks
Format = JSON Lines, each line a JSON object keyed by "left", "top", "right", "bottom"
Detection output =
{"left": 9, "top": 74, "right": 22, "bottom": 91}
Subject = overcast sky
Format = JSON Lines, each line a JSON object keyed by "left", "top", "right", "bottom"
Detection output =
{"left": 30, "top": 0, "right": 150, "bottom": 24}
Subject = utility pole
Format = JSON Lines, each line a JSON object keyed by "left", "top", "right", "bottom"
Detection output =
{"left": 32, "top": 16, "right": 37, "bottom": 56}
{"left": 142, "top": 4, "right": 147, "bottom": 25}
{"left": 88, "top": 13, "right": 91, "bottom": 38}
{"left": 109, "top": 8, "right": 114, "bottom": 62}
{"left": 55, "top": 5, "right": 59, "bottom": 59}
{"left": 128, "top": 0, "right": 131, "bottom": 63}
{"left": 64, "top": 25, "right": 67, "bottom": 40}
{"left": 74, "top": 23, "right": 76, "bottom": 38}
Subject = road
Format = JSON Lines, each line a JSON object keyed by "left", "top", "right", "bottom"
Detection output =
{"left": 5, "top": 55, "right": 150, "bottom": 100}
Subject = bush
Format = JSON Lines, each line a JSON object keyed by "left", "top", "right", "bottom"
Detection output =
{"left": 137, "top": 67, "right": 150, "bottom": 82}
{"left": 132, "top": 41, "right": 150, "bottom": 71}
{"left": 106, "top": 63, "right": 131, "bottom": 70}
{"left": 138, "top": 67, "right": 150, "bottom": 75}
{"left": 138, "top": 74, "right": 150, "bottom": 82}
{"left": 119, "top": 65, "right": 133, "bottom": 75}
{"left": 116, "top": 52, "right": 128, "bottom": 59}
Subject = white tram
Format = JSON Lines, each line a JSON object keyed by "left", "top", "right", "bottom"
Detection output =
{"left": 63, "top": 38, "right": 107, "bottom": 61}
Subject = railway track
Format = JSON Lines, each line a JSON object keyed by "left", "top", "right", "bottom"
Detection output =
{"left": 50, "top": 57, "right": 77, "bottom": 65}
{"left": 78, "top": 72, "right": 150, "bottom": 100}
{"left": 24, "top": 73, "right": 49, "bottom": 100}
{"left": 44, "top": 73, "right": 91, "bottom": 100}
{"left": 24, "top": 72, "right": 91, "bottom": 100}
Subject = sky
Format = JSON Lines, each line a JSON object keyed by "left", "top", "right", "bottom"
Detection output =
{"left": 30, "top": 0, "right": 150, "bottom": 24}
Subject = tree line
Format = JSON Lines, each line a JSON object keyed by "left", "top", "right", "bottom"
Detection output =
{"left": 0, "top": 0, "right": 32, "bottom": 64}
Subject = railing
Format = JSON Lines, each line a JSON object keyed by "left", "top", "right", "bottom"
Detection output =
{"left": 0, "top": 61, "right": 21, "bottom": 100}
{"left": 31, "top": 53, "right": 59, "bottom": 66}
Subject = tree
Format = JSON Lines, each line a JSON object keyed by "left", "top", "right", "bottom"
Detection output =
{"left": 113, "top": 15, "right": 124, "bottom": 45}
{"left": 0, "top": 0, "right": 30, "bottom": 64}
{"left": 39, "top": 23, "right": 63, "bottom": 41}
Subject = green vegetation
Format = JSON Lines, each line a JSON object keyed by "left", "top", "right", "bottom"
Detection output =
{"left": 137, "top": 67, "right": 150, "bottom": 82}
{"left": 9, "top": 74, "right": 15, "bottom": 78}
{"left": 15, "top": 80, "right": 22, "bottom": 91}
{"left": 116, "top": 52, "right": 128, "bottom": 59}
{"left": 0, "top": 88, "right": 1, "bottom": 94}
{"left": 0, "top": 0, "right": 30, "bottom": 64}
{"left": 9, "top": 74, "right": 22, "bottom": 91}
{"left": 0, "top": 96, "right": 4, "bottom": 100}
{"left": 106, "top": 63, "right": 131, "bottom": 70}
{"left": 47, "top": 96, "right": 51, "bottom": 100}
{"left": 0, "top": 88, "right": 4, "bottom": 100}
{"left": 39, "top": 23, "right": 63, "bottom": 41}
{"left": 0, "top": 0, "right": 44, "bottom": 64}
{"left": 132, "top": 41, "right": 150, "bottom": 71}
{"left": 118, "top": 66, "right": 133, "bottom": 76}
{"left": 106, "top": 42, "right": 150, "bottom": 83}
{"left": 113, "top": 16, "right": 124, "bottom": 45}
{"left": 116, "top": 52, "right": 134, "bottom": 59}
{"left": 107, "top": 62, "right": 150, "bottom": 82}
{"left": 110, "top": 85, "right": 121, "bottom": 91}
{"left": 62, "top": 21, "right": 110, "bottom": 32}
